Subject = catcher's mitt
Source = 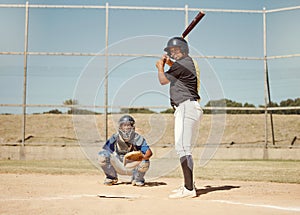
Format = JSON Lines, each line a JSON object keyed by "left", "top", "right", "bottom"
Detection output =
{"left": 123, "top": 151, "right": 144, "bottom": 167}
{"left": 124, "top": 151, "right": 144, "bottom": 161}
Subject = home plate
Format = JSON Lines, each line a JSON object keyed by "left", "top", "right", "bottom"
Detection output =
{"left": 97, "top": 194, "right": 140, "bottom": 199}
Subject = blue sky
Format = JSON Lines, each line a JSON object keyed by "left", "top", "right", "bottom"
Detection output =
{"left": 0, "top": 0, "right": 300, "bottom": 114}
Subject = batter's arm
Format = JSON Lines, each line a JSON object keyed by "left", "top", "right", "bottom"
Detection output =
{"left": 156, "top": 55, "right": 170, "bottom": 85}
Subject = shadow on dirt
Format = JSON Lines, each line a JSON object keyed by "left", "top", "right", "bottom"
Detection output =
{"left": 145, "top": 181, "right": 168, "bottom": 187}
{"left": 117, "top": 181, "right": 167, "bottom": 187}
{"left": 196, "top": 185, "right": 240, "bottom": 197}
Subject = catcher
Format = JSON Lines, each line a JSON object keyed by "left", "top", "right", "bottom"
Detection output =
{"left": 98, "top": 115, "right": 152, "bottom": 186}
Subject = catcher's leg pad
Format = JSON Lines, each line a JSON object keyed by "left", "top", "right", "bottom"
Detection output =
{"left": 98, "top": 150, "right": 110, "bottom": 166}
{"left": 136, "top": 160, "right": 150, "bottom": 173}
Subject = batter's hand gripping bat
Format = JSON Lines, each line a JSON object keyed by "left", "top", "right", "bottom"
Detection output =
{"left": 182, "top": 11, "right": 205, "bottom": 38}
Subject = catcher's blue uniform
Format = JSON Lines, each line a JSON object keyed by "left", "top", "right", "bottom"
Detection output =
{"left": 102, "top": 133, "right": 150, "bottom": 155}
{"left": 98, "top": 132, "right": 151, "bottom": 184}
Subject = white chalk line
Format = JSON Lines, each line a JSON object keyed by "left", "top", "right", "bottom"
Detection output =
{"left": 0, "top": 194, "right": 97, "bottom": 201}
{"left": 0, "top": 193, "right": 141, "bottom": 201}
{"left": 211, "top": 200, "right": 300, "bottom": 212}
{"left": 1, "top": 195, "right": 300, "bottom": 212}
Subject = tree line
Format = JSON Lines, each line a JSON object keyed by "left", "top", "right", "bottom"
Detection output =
{"left": 203, "top": 98, "right": 300, "bottom": 114}
{"left": 42, "top": 98, "right": 300, "bottom": 115}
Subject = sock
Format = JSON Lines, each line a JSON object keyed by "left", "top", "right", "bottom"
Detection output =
{"left": 180, "top": 155, "right": 194, "bottom": 191}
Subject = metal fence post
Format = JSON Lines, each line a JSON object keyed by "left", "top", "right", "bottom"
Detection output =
{"left": 104, "top": 2, "right": 109, "bottom": 140}
{"left": 263, "top": 7, "right": 269, "bottom": 158}
{"left": 20, "top": 1, "right": 29, "bottom": 159}
{"left": 184, "top": 5, "right": 189, "bottom": 40}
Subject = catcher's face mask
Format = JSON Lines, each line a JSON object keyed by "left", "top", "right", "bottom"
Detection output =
{"left": 119, "top": 122, "right": 135, "bottom": 142}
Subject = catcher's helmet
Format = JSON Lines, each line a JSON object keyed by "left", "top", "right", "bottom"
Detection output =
{"left": 118, "top": 115, "right": 135, "bottom": 142}
{"left": 164, "top": 37, "right": 189, "bottom": 55}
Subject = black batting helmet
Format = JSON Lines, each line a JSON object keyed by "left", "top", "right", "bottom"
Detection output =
{"left": 164, "top": 37, "right": 189, "bottom": 55}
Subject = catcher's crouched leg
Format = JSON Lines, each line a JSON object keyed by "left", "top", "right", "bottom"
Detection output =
{"left": 98, "top": 150, "right": 110, "bottom": 167}
{"left": 98, "top": 150, "right": 118, "bottom": 181}
{"left": 137, "top": 160, "right": 150, "bottom": 173}
{"left": 132, "top": 160, "right": 150, "bottom": 186}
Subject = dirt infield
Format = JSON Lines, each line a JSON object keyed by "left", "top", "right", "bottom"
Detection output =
{"left": 1, "top": 114, "right": 299, "bottom": 214}
{"left": 0, "top": 173, "right": 299, "bottom": 215}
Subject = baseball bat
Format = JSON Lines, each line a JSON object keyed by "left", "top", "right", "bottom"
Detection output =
{"left": 182, "top": 11, "right": 205, "bottom": 38}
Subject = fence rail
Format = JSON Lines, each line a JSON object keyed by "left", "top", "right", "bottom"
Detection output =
{"left": 1, "top": 103, "right": 300, "bottom": 111}
{"left": 1, "top": 3, "right": 300, "bottom": 13}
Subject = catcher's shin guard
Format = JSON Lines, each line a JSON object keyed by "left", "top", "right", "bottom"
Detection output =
{"left": 98, "top": 156, "right": 106, "bottom": 166}
{"left": 136, "top": 160, "right": 150, "bottom": 173}
{"left": 98, "top": 151, "right": 109, "bottom": 166}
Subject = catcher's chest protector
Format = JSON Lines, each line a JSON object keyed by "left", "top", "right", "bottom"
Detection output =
{"left": 116, "top": 137, "right": 136, "bottom": 155}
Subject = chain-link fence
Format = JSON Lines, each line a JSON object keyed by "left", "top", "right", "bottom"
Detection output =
{"left": 0, "top": 3, "right": 299, "bottom": 161}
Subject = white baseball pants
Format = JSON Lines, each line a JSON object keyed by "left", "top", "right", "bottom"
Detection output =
{"left": 174, "top": 99, "right": 203, "bottom": 157}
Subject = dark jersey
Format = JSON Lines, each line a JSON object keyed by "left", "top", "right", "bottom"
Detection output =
{"left": 165, "top": 56, "right": 200, "bottom": 107}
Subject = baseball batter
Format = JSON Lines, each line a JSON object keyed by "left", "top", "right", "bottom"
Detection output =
{"left": 156, "top": 37, "right": 203, "bottom": 198}
{"left": 98, "top": 115, "right": 153, "bottom": 186}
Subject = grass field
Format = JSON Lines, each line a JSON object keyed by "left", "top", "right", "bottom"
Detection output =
{"left": 1, "top": 159, "right": 299, "bottom": 184}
